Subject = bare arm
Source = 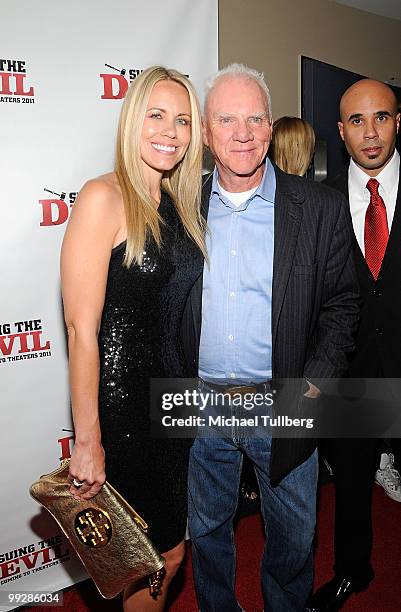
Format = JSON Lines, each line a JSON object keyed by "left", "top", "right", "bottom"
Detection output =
{"left": 61, "top": 177, "right": 122, "bottom": 499}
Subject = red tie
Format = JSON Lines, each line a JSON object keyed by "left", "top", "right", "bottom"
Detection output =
{"left": 364, "top": 178, "right": 389, "bottom": 281}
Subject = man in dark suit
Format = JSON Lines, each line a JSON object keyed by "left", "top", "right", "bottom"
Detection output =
{"left": 309, "top": 79, "right": 401, "bottom": 611}
{"left": 181, "top": 63, "right": 359, "bottom": 612}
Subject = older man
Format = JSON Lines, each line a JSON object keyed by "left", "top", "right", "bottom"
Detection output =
{"left": 309, "top": 79, "right": 401, "bottom": 612}
{"left": 181, "top": 64, "right": 359, "bottom": 611}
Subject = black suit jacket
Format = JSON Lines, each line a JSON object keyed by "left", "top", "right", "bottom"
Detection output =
{"left": 182, "top": 164, "right": 359, "bottom": 484}
{"left": 326, "top": 164, "right": 401, "bottom": 378}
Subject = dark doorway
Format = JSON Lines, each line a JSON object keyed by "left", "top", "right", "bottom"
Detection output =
{"left": 302, "top": 57, "right": 401, "bottom": 180}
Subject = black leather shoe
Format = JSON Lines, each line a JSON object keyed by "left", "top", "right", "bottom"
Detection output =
{"left": 306, "top": 575, "right": 358, "bottom": 611}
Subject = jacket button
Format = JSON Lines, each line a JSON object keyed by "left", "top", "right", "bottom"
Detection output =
{"left": 375, "top": 327, "right": 383, "bottom": 335}
{"left": 373, "top": 289, "right": 383, "bottom": 297}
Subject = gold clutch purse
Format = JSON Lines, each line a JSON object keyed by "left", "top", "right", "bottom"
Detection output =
{"left": 29, "top": 460, "right": 165, "bottom": 599}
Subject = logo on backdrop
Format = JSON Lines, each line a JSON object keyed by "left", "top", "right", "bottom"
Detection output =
{"left": 0, "top": 319, "right": 52, "bottom": 364}
{"left": 0, "top": 58, "right": 35, "bottom": 104}
{"left": 38, "top": 188, "right": 78, "bottom": 227}
{"left": 0, "top": 535, "right": 70, "bottom": 584}
{"left": 58, "top": 429, "right": 74, "bottom": 461}
{"left": 99, "top": 63, "right": 190, "bottom": 101}
{"left": 100, "top": 63, "right": 144, "bottom": 100}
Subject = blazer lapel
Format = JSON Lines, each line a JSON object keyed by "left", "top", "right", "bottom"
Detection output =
{"left": 201, "top": 173, "right": 212, "bottom": 218}
{"left": 272, "top": 169, "right": 304, "bottom": 356}
{"left": 190, "top": 174, "right": 213, "bottom": 341}
{"left": 330, "top": 168, "right": 349, "bottom": 200}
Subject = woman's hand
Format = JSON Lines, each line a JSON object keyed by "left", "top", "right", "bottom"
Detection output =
{"left": 68, "top": 440, "right": 106, "bottom": 500}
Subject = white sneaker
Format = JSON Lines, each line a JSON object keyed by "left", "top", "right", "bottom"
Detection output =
{"left": 375, "top": 452, "right": 401, "bottom": 502}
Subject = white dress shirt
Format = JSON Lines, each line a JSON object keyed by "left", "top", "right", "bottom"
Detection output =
{"left": 348, "top": 149, "right": 400, "bottom": 255}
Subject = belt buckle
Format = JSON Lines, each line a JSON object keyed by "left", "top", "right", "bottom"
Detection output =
{"left": 225, "top": 385, "right": 257, "bottom": 397}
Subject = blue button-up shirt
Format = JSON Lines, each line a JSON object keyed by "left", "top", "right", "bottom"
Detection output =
{"left": 199, "top": 159, "right": 276, "bottom": 383}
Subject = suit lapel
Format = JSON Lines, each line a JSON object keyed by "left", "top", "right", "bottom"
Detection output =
{"left": 333, "top": 166, "right": 375, "bottom": 283}
{"left": 272, "top": 169, "right": 304, "bottom": 356}
{"left": 377, "top": 165, "right": 401, "bottom": 280}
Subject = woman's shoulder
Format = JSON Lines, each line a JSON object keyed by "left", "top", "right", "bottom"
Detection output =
{"left": 67, "top": 173, "right": 124, "bottom": 239}
{"left": 76, "top": 173, "right": 123, "bottom": 217}
{"left": 80, "top": 172, "right": 121, "bottom": 203}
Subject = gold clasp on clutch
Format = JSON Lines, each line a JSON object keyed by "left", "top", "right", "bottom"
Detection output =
{"left": 74, "top": 509, "right": 112, "bottom": 548}
{"left": 149, "top": 567, "right": 166, "bottom": 599}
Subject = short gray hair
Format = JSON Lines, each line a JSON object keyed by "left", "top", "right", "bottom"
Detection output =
{"left": 204, "top": 63, "right": 272, "bottom": 121}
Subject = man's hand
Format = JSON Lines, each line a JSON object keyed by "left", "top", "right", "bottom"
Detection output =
{"left": 304, "top": 380, "right": 321, "bottom": 398}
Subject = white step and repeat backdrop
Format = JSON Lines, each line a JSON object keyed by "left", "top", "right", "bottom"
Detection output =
{"left": 0, "top": 0, "right": 218, "bottom": 608}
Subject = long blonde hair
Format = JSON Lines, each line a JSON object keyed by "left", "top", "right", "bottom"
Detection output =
{"left": 270, "top": 116, "right": 315, "bottom": 176}
{"left": 115, "top": 66, "right": 206, "bottom": 267}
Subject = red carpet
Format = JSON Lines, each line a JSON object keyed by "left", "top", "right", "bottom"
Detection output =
{"left": 25, "top": 483, "right": 401, "bottom": 611}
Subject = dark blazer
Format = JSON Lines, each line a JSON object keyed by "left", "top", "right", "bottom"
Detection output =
{"left": 326, "top": 164, "right": 401, "bottom": 378}
{"left": 182, "top": 164, "right": 359, "bottom": 484}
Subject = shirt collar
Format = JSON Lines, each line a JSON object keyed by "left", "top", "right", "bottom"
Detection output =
{"left": 211, "top": 157, "right": 276, "bottom": 209}
{"left": 349, "top": 149, "right": 400, "bottom": 197}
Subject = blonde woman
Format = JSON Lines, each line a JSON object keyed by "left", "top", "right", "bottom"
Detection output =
{"left": 270, "top": 116, "right": 315, "bottom": 176}
{"left": 61, "top": 66, "right": 205, "bottom": 611}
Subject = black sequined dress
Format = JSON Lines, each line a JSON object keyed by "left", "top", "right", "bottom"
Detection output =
{"left": 98, "top": 192, "right": 202, "bottom": 553}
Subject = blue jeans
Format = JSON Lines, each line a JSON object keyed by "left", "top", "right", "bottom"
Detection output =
{"left": 188, "top": 431, "right": 318, "bottom": 611}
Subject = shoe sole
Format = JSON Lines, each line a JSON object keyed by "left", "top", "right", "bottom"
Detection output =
{"left": 375, "top": 480, "right": 401, "bottom": 502}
